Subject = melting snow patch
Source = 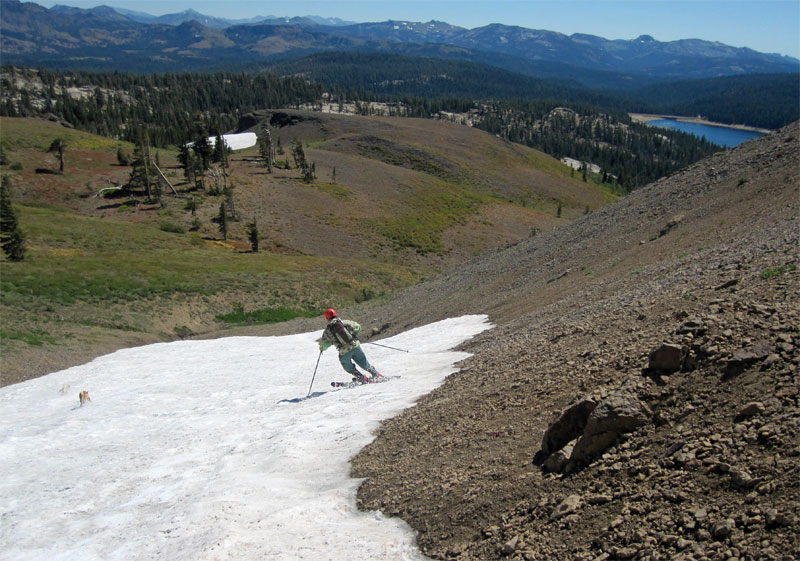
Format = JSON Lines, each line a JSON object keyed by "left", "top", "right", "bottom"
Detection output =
{"left": 211, "top": 132, "right": 257, "bottom": 151}
{"left": 0, "top": 315, "right": 492, "bottom": 561}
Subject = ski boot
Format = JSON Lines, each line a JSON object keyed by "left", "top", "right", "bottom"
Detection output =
{"left": 351, "top": 370, "right": 370, "bottom": 384}
{"left": 367, "top": 366, "right": 383, "bottom": 381}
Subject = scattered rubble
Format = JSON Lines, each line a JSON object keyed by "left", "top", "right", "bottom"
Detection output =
{"left": 352, "top": 123, "right": 799, "bottom": 560}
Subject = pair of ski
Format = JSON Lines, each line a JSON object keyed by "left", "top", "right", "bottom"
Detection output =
{"left": 278, "top": 373, "right": 399, "bottom": 404}
{"left": 331, "top": 373, "right": 398, "bottom": 388}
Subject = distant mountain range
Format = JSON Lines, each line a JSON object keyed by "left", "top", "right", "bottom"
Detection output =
{"left": 2, "top": 0, "right": 798, "bottom": 87}
{"left": 105, "top": 7, "right": 355, "bottom": 29}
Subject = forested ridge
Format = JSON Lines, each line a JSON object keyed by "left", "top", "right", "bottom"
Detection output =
{"left": 626, "top": 73, "right": 799, "bottom": 130}
{"left": 0, "top": 67, "right": 322, "bottom": 147}
{"left": 472, "top": 104, "right": 719, "bottom": 189}
{"left": 265, "top": 52, "right": 630, "bottom": 111}
{"left": 263, "top": 53, "right": 798, "bottom": 130}
{"left": 0, "top": 64, "right": 730, "bottom": 189}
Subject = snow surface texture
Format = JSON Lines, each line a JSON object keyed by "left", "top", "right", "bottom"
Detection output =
{"left": 0, "top": 315, "right": 492, "bottom": 561}
{"left": 206, "top": 132, "right": 257, "bottom": 151}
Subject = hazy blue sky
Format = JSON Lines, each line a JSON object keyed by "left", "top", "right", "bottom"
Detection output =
{"left": 36, "top": 0, "right": 800, "bottom": 58}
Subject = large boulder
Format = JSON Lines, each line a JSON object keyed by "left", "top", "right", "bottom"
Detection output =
{"left": 648, "top": 343, "right": 688, "bottom": 372}
{"left": 533, "top": 398, "right": 597, "bottom": 465}
{"left": 570, "top": 392, "right": 651, "bottom": 464}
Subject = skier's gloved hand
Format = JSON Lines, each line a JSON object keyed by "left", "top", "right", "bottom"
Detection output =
{"left": 319, "top": 342, "right": 331, "bottom": 351}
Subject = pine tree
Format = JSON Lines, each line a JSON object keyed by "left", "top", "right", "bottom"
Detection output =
{"left": 47, "top": 138, "right": 66, "bottom": 172}
{"left": 184, "top": 198, "right": 198, "bottom": 216}
{"left": 217, "top": 201, "right": 228, "bottom": 240}
{"left": 291, "top": 139, "right": 305, "bottom": 169}
{"left": 116, "top": 146, "right": 131, "bottom": 166}
{"left": 0, "top": 175, "right": 26, "bottom": 261}
{"left": 223, "top": 184, "right": 237, "bottom": 221}
{"left": 193, "top": 134, "right": 212, "bottom": 172}
{"left": 245, "top": 218, "right": 259, "bottom": 253}
{"left": 128, "top": 128, "right": 153, "bottom": 201}
{"left": 212, "top": 132, "right": 228, "bottom": 168}
{"left": 181, "top": 146, "right": 197, "bottom": 186}
{"left": 291, "top": 140, "right": 315, "bottom": 183}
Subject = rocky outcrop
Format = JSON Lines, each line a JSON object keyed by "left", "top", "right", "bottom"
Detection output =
{"left": 536, "top": 387, "right": 651, "bottom": 471}
{"left": 534, "top": 398, "right": 597, "bottom": 464}
{"left": 570, "top": 390, "right": 651, "bottom": 464}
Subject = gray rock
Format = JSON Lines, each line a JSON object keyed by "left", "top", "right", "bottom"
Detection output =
{"left": 587, "top": 493, "right": 613, "bottom": 505}
{"left": 765, "top": 508, "right": 791, "bottom": 527}
{"left": 543, "top": 441, "right": 575, "bottom": 473}
{"left": 711, "top": 518, "right": 735, "bottom": 538}
{"left": 736, "top": 402, "right": 765, "bottom": 420}
{"left": 725, "top": 343, "right": 774, "bottom": 376}
{"left": 648, "top": 343, "right": 688, "bottom": 372}
{"left": 571, "top": 392, "right": 651, "bottom": 463}
{"left": 535, "top": 398, "right": 598, "bottom": 462}
{"left": 676, "top": 319, "right": 706, "bottom": 336}
{"left": 659, "top": 214, "right": 684, "bottom": 237}
{"left": 614, "top": 546, "right": 639, "bottom": 559}
{"left": 729, "top": 467, "right": 756, "bottom": 488}
{"left": 550, "top": 494, "right": 582, "bottom": 520}
{"left": 499, "top": 535, "right": 519, "bottom": 556}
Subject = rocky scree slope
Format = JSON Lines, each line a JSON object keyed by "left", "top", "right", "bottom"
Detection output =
{"left": 349, "top": 122, "right": 799, "bottom": 560}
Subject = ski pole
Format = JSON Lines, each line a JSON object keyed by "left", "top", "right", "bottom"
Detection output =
{"left": 307, "top": 350, "right": 323, "bottom": 397}
{"left": 364, "top": 341, "right": 409, "bottom": 353}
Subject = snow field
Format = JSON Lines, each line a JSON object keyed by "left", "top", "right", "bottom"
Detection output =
{"left": 0, "top": 315, "right": 492, "bottom": 560}
{"left": 209, "top": 132, "right": 257, "bottom": 151}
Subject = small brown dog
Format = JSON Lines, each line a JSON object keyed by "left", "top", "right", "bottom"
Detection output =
{"left": 79, "top": 390, "right": 91, "bottom": 406}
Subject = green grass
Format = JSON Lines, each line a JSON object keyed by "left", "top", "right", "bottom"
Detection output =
{"left": 369, "top": 177, "right": 490, "bottom": 255}
{"left": 215, "top": 303, "right": 319, "bottom": 325}
{"left": 761, "top": 264, "right": 796, "bottom": 279}
{"left": 357, "top": 141, "right": 462, "bottom": 183}
{"left": 312, "top": 181, "right": 352, "bottom": 200}
{"left": 2, "top": 204, "right": 417, "bottom": 311}
{"left": 0, "top": 117, "right": 125, "bottom": 152}
{"left": 0, "top": 329, "right": 57, "bottom": 347}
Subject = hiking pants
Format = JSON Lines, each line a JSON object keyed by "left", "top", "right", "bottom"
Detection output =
{"left": 339, "top": 345, "right": 372, "bottom": 374}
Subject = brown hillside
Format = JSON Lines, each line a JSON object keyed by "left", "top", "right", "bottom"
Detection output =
{"left": 234, "top": 110, "right": 612, "bottom": 266}
{"left": 346, "top": 122, "right": 799, "bottom": 560}
{"left": 2, "top": 112, "right": 606, "bottom": 265}
{"left": 0, "top": 112, "right": 608, "bottom": 385}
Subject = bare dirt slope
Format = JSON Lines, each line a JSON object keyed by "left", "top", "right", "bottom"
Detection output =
{"left": 348, "top": 122, "right": 799, "bottom": 560}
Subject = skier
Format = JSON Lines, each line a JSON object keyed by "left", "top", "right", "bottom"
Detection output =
{"left": 317, "top": 308, "right": 382, "bottom": 383}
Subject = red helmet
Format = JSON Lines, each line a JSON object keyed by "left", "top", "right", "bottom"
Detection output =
{"left": 324, "top": 308, "right": 337, "bottom": 321}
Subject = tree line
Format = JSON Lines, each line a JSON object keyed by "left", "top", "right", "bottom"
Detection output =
{"left": 470, "top": 102, "right": 720, "bottom": 190}
{"left": 0, "top": 66, "right": 322, "bottom": 148}
{"left": 265, "top": 53, "right": 798, "bottom": 130}
{"left": 625, "top": 74, "right": 799, "bottom": 131}
{"left": 1, "top": 65, "right": 721, "bottom": 189}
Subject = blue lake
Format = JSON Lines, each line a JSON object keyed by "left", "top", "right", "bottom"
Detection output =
{"left": 647, "top": 119, "right": 765, "bottom": 147}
